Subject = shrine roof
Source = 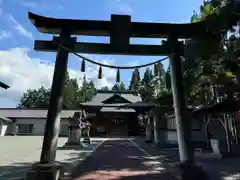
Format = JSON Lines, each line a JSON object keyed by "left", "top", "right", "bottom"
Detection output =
{"left": 80, "top": 90, "right": 141, "bottom": 107}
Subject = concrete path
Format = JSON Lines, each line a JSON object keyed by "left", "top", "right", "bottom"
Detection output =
{"left": 130, "top": 137, "right": 240, "bottom": 180}
{"left": 0, "top": 136, "right": 105, "bottom": 180}
{"left": 73, "top": 138, "right": 173, "bottom": 180}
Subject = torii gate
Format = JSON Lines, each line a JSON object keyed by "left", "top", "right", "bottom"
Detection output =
{"left": 26, "top": 7, "right": 238, "bottom": 179}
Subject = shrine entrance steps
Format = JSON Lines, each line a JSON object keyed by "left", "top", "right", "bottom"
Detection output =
{"left": 72, "top": 138, "right": 174, "bottom": 180}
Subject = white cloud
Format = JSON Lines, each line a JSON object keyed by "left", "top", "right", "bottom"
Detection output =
{"left": 106, "top": 0, "right": 133, "bottom": 15}
{"left": 126, "top": 60, "right": 139, "bottom": 67}
{"left": 75, "top": 55, "right": 117, "bottom": 88}
{"left": 21, "top": 1, "right": 37, "bottom": 8}
{"left": 20, "top": 0, "right": 64, "bottom": 11}
{"left": 8, "top": 14, "right": 33, "bottom": 40}
{"left": 0, "top": 30, "right": 11, "bottom": 40}
{"left": 0, "top": 48, "right": 116, "bottom": 107}
{"left": 119, "top": 3, "right": 132, "bottom": 14}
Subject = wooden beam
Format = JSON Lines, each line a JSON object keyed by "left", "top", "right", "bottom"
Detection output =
{"left": 0, "top": 82, "right": 10, "bottom": 89}
{"left": 34, "top": 40, "right": 173, "bottom": 56}
{"left": 110, "top": 15, "right": 131, "bottom": 53}
{"left": 29, "top": 12, "right": 212, "bottom": 38}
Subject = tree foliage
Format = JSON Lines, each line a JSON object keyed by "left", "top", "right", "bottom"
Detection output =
{"left": 183, "top": 0, "right": 240, "bottom": 105}
{"left": 140, "top": 0, "right": 240, "bottom": 108}
{"left": 128, "top": 71, "right": 141, "bottom": 91}
{"left": 19, "top": 74, "right": 97, "bottom": 109}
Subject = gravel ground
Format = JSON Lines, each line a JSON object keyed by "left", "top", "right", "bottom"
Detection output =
{"left": 0, "top": 136, "right": 105, "bottom": 180}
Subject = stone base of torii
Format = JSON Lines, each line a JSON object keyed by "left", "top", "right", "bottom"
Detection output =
{"left": 25, "top": 123, "right": 91, "bottom": 180}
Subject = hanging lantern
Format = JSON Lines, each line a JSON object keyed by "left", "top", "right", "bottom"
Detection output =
{"left": 81, "top": 58, "right": 85, "bottom": 72}
{"left": 135, "top": 68, "right": 140, "bottom": 81}
{"left": 154, "top": 63, "right": 158, "bottom": 76}
{"left": 116, "top": 68, "right": 120, "bottom": 82}
{"left": 98, "top": 66, "right": 102, "bottom": 79}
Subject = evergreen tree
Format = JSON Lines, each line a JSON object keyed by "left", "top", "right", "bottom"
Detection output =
{"left": 63, "top": 78, "right": 79, "bottom": 108}
{"left": 18, "top": 74, "right": 97, "bottom": 108}
{"left": 128, "top": 71, "right": 140, "bottom": 91}
{"left": 119, "top": 82, "right": 126, "bottom": 92}
{"left": 112, "top": 84, "right": 120, "bottom": 91}
{"left": 140, "top": 67, "right": 154, "bottom": 101}
{"left": 101, "top": 86, "right": 109, "bottom": 91}
{"left": 18, "top": 86, "right": 51, "bottom": 108}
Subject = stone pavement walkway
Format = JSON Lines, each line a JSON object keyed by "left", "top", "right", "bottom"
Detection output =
{"left": 72, "top": 138, "right": 174, "bottom": 180}
{"left": 130, "top": 137, "right": 240, "bottom": 180}
{"left": 0, "top": 136, "right": 105, "bottom": 180}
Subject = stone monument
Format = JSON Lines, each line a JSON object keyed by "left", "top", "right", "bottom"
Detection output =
{"left": 65, "top": 112, "right": 82, "bottom": 146}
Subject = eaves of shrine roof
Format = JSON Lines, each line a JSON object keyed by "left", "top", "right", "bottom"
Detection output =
{"left": 121, "top": 93, "right": 141, "bottom": 103}
{"left": 90, "top": 93, "right": 113, "bottom": 105}
{"left": 82, "top": 92, "right": 142, "bottom": 106}
{"left": 100, "top": 107, "right": 136, "bottom": 112}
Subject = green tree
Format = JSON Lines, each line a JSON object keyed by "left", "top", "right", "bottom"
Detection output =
{"left": 112, "top": 84, "right": 120, "bottom": 91}
{"left": 128, "top": 71, "right": 141, "bottom": 91}
{"left": 140, "top": 67, "right": 154, "bottom": 101}
{"left": 63, "top": 78, "right": 79, "bottom": 108}
{"left": 151, "top": 0, "right": 240, "bottom": 107}
{"left": 152, "top": 62, "right": 167, "bottom": 98}
{"left": 100, "top": 86, "right": 110, "bottom": 91}
{"left": 88, "top": 80, "right": 97, "bottom": 98}
{"left": 79, "top": 76, "right": 96, "bottom": 103}
{"left": 165, "top": 66, "right": 171, "bottom": 91}
{"left": 119, "top": 82, "right": 126, "bottom": 92}
{"left": 18, "top": 74, "right": 97, "bottom": 108}
{"left": 18, "top": 86, "right": 50, "bottom": 108}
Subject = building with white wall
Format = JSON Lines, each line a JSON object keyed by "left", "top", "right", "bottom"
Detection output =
{"left": 0, "top": 108, "right": 84, "bottom": 136}
{"left": 0, "top": 115, "right": 13, "bottom": 136}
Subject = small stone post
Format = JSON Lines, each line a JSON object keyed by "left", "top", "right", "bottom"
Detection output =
{"left": 153, "top": 116, "right": 160, "bottom": 145}
{"left": 145, "top": 116, "right": 153, "bottom": 143}
{"left": 10, "top": 121, "right": 18, "bottom": 135}
{"left": 83, "top": 121, "right": 91, "bottom": 144}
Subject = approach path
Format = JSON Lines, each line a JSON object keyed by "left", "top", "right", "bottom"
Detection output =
{"left": 73, "top": 138, "right": 173, "bottom": 180}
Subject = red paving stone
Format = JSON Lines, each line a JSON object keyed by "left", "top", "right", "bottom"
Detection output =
{"left": 73, "top": 138, "right": 173, "bottom": 180}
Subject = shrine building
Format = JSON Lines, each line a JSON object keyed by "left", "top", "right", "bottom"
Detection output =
{"left": 0, "top": 90, "right": 146, "bottom": 137}
{"left": 80, "top": 90, "right": 143, "bottom": 136}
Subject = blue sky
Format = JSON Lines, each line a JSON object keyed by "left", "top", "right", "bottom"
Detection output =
{"left": 0, "top": 0, "right": 203, "bottom": 107}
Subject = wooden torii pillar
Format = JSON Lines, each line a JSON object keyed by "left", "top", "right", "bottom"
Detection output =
{"left": 27, "top": 12, "right": 216, "bottom": 180}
